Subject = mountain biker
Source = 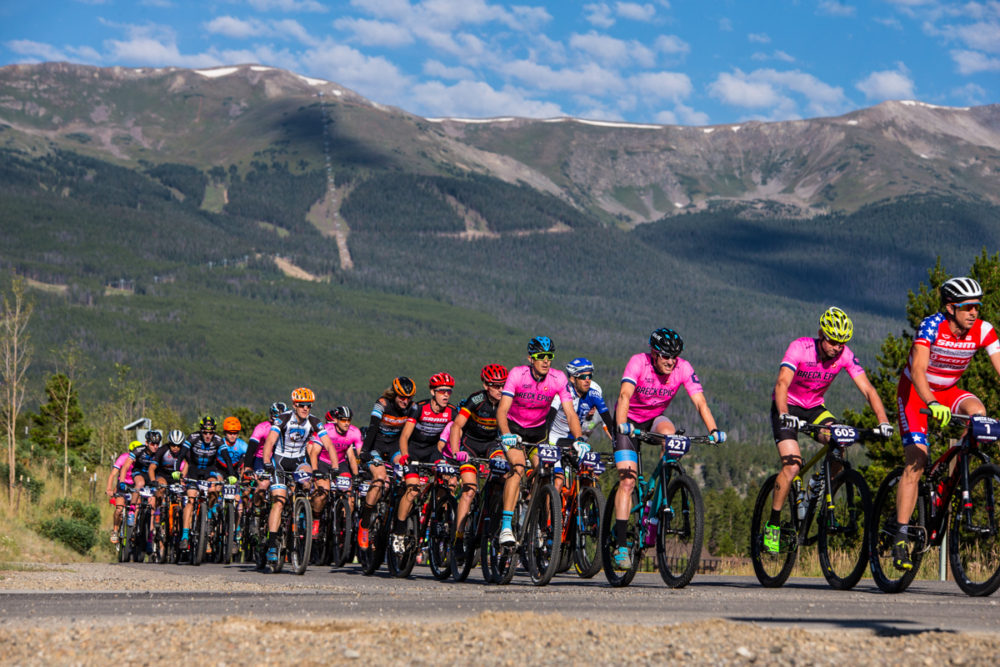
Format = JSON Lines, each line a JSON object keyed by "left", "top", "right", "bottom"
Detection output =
{"left": 146, "top": 429, "right": 188, "bottom": 555}
{"left": 356, "top": 377, "right": 415, "bottom": 550}
{"left": 612, "top": 327, "right": 727, "bottom": 570}
{"left": 766, "top": 307, "right": 892, "bottom": 553}
{"left": 496, "top": 337, "right": 586, "bottom": 546}
{"left": 308, "top": 406, "right": 362, "bottom": 522}
{"left": 220, "top": 417, "right": 248, "bottom": 473}
{"left": 449, "top": 363, "right": 508, "bottom": 554}
{"left": 548, "top": 356, "right": 615, "bottom": 444}
{"left": 248, "top": 402, "right": 286, "bottom": 511}
{"left": 106, "top": 443, "right": 138, "bottom": 544}
{"left": 117, "top": 430, "right": 162, "bottom": 554}
{"left": 893, "top": 277, "right": 1000, "bottom": 571}
{"left": 260, "top": 388, "right": 338, "bottom": 569}
{"left": 391, "top": 373, "right": 459, "bottom": 555}
{"left": 179, "top": 416, "right": 230, "bottom": 551}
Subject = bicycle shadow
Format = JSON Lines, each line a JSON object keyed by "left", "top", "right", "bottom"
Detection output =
{"left": 724, "top": 616, "right": 954, "bottom": 637}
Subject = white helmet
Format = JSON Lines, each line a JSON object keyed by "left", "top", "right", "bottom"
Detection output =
{"left": 941, "top": 277, "right": 983, "bottom": 305}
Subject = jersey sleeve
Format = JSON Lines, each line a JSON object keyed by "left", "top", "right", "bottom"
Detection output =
{"left": 914, "top": 313, "right": 944, "bottom": 348}
{"left": 501, "top": 367, "right": 520, "bottom": 398}
{"left": 779, "top": 339, "right": 802, "bottom": 372}
{"left": 981, "top": 321, "right": 1000, "bottom": 356}
{"left": 841, "top": 347, "right": 866, "bottom": 379}
{"left": 553, "top": 371, "right": 574, "bottom": 404}
{"left": 621, "top": 354, "right": 644, "bottom": 385}
{"left": 405, "top": 401, "right": 421, "bottom": 424}
{"left": 680, "top": 361, "right": 704, "bottom": 395}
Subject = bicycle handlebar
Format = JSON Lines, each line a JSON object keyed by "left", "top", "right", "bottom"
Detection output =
{"left": 798, "top": 422, "right": 885, "bottom": 444}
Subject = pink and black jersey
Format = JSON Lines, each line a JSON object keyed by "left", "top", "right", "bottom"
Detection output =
{"left": 317, "top": 422, "right": 363, "bottom": 465}
{"left": 250, "top": 420, "right": 273, "bottom": 460}
{"left": 777, "top": 337, "right": 866, "bottom": 409}
{"left": 501, "top": 366, "right": 573, "bottom": 429}
{"left": 621, "top": 353, "right": 703, "bottom": 423}
{"left": 904, "top": 313, "right": 1000, "bottom": 391}
{"left": 113, "top": 451, "right": 134, "bottom": 485}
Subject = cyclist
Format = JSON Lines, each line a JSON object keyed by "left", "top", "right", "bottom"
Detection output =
{"left": 766, "top": 307, "right": 892, "bottom": 553}
{"left": 893, "top": 277, "right": 1000, "bottom": 570}
{"left": 147, "top": 429, "right": 188, "bottom": 555}
{"left": 391, "top": 373, "right": 459, "bottom": 554}
{"left": 260, "top": 388, "right": 338, "bottom": 569}
{"left": 118, "top": 430, "right": 163, "bottom": 553}
{"left": 449, "top": 364, "right": 507, "bottom": 555}
{"left": 356, "top": 377, "right": 416, "bottom": 550}
{"left": 308, "top": 406, "right": 362, "bottom": 524}
{"left": 106, "top": 442, "right": 138, "bottom": 544}
{"left": 612, "top": 327, "right": 727, "bottom": 569}
{"left": 248, "top": 402, "right": 286, "bottom": 511}
{"left": 497, "top": 337, "right": 586, "bottom": 546}
{"left": 220, "top": 417, "right": 248, "bottom": 474}
{"left": 179, "top": 416, "right": 230, "bottom": 551}
{"left": 548, "top": 356, "right": 615, "bottom": 443}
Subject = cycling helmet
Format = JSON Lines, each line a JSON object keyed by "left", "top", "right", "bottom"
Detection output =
{"left": 941, "top": 277, "right": 983, "bottom": 306}
{"left": 429, "top": 372, "right": 455, "bottom": 389}
{"left": 818, "top": 307, "right": 853, "bottom": 343}
{"left": 222, "top": 416, "right": 241, "bottom": 433}
{"left": 145, "top": 430, "right": 162, "bottom": 445}
{"left": 291, "top": 387, "right": 315, "bottom": 403}
{"left": 565, "top": 357, "right": 594, "bottom": 377}
{"left": 198, "top": 416, "right": 217, "bottom": 432}
{"left": 269, "top": 401, "right": 287, "bottom": 419}
{"left": 649, "top": 328, "right": 683, "bottom": 357}
{"left": 480, "top": 363, "right": 509, "bottom": 384}
{"left": 129, "top": 439, "right": 143, "bottom": 451}
{"left": 392, "top": 376, "right": 416, "bottom": 397}
{"left": 167, "top": 429, "right": 185, "bottom": 446}
{"left": 327, "top": 406, "right": 353, "bottom": 422}
{"left": 527, "top": 336, "right": 555, "bottom": 355}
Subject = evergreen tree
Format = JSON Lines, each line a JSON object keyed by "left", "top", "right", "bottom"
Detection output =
{"left": 28, "top": 373, "right": 92, "bottom": 456}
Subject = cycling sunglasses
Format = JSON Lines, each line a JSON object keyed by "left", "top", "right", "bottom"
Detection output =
{"left": 531, "top": 352, "right": 555, "bottom": 361}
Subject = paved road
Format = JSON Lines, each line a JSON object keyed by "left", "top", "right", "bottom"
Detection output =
{"left": 2, "top": 563, "right": 999, "bottom": 635}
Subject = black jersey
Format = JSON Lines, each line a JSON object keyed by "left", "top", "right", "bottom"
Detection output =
{"left": 361, "top": 398, "right": 409, "bottom": 459}
{"left": 457, "top": 390, "right": 499, "bottom": 442}
{"left": 405, "top": 399, "right": 458, "bottom": 460}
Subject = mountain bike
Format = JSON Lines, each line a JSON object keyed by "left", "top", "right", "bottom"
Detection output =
{"left": 328, "top": 473, "right": 355, "bottom": 568}
{"left": 555, "top": 448, "right": 607, "bottom": 578}
{"left": 186, "top": 478, "right": 213, "bottom": 566}
{"left": 128, "top": 485, "right": 156, "bottom": 564}
{"left": 449, "top": 457, "right": 503, "bottom": 582}
{"left": 481, "top": 438, "right": 563, "bottom": 586}
{"left": 160, "top": 482, "right": 185, "bottom": 564}
{"left": 209, "top": 481, "right": 239, "bottom": 564}
{"left": 357, "top": 460, "right": 395, "bottom": 576}
{"left": 750, "top": 422, "right": 880, "bottom": 589}
{"left": 266, "top": 474, "right": 313, "bottom": 575}
{"left": 870, "top": 411, "right": 1000, "bottom": 596}
{"left": 386, "top": 460, "right": 458, "bottom": 579}
{"left": 600, "top": 430, "right": 713, "bottom": 588}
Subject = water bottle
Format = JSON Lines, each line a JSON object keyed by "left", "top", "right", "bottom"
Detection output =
{"left": 808, "top": 474, "right": 823, "bottom": 499}
{"left": 127, "top": 509, "right": 135, "bottom": 527}
{"left": 794, "top": 478, "right": 806, "bottom": 521}
{"left": 645, "top": 515, "right": 659, "bottom": 547}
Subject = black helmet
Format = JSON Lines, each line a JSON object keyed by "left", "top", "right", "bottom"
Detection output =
{"left": 392, "top": 377, "right": 416, "bottom": 397}
{"left": 327, "top": 406, "right": 353, "bottom": 422}
{"left": 145, "top": 430, "right": 162, "bottom": 445}
{"left": 198, "top": 416, "right": 216, "bottom": 432}
{"left": 269, "top": 402, "right": 287, "bottom": 420}
{"left": 527, "top": 336, "right": 555, "bottom": 356}
{"left": 941, "top": 277, "right": 983, "bottom": 306}
{"left": 649, "top": 328, "right": 683, "bottom": 357}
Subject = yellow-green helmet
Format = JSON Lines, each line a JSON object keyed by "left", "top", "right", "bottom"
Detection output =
{"left": 819, "top": 307, "right": 853, "bottom": 343}
{"left": 128, "top": 439, "right": 144, "bottom": 451}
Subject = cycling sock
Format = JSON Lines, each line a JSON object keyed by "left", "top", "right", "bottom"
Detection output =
{"left": 769, "top": 509, "right": 781, "bottom": 526}
{"left": 614, "top": 519, "right": 627, "bottom": 547}
{"left": 181, "top": 528, "right": 189, "bottom": 539}
{"left": 267, "top": 531, "right": 277, "bottom": 547}
{"left": 360, "top": 504, "right": 373, "bottom": 529}
{"left": 393, "top": 516, "right": 406, "bottom": 534}
{"left": 895, "top": 524, "right": 909, "bottom": 539}
{"left": 501, "top": 511, "right": 513, "bottom": 532}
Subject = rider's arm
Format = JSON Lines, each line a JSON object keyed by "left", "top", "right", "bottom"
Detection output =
{"left": 988, "top": 349, "right": 1000, "bottom": 379}
{"left": 850, "top": 371, "right": 890, "bottom": 424}
{"left": 689, "top": 391, "right": 719, "bottom": 434}
{"left": 561, "top": 400, "right": 583, "bottom": 438}
{"left": 347, "top": 447, "right": 359, "bottom": 476}
{"left": 398, "top": 420, "right": 415, "bottom": 459}
{"left": 118, "top": 458, "right": 134, "bottom": 484}
{"left": 261, "top": 430, "right": 278, "bottom": 465}
{"left": 148, "top": 462, "right": 158, "bottom": 483}
{"left": 306, "top": 439, "right": 321, "bottom": 470}
{"left": 106, "top": 467, "right": 118, "bottom": 495}
{"left": 448, "top": 411, "right": 469, "bottom": 453}
{"left": 360, "top": 408, "right": 381, "bottom": 456}
{"left": 496, "top": 394, "right": 514, "bottom": 435}
{"left": 615, "top": 381, "right": 636, "bottom": 426}
{"left": 773, "top": 366, "right": 795, "bottom": 415}
{"left": 908, "top": 344, "right": 938, "bottom": 407}
{"left": 321, "top": 434, "right": 339, "bottom": 469}
{"left": 597, "top": 408, "right": 615, "bottom": 437}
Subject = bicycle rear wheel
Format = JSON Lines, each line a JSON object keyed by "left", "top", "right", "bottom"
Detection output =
{"left": 949, "top": 463, "right": 1000, "bottom": 596}
{"left": 387, "top": 512, "right": 418, "bottom": 578}
{"left": 451, "top": 494, "right": 481, "bottom": 582}
{"left": 868, "top": 467, "right": 925, "bottom": 593}
{"left": 817, "top": 468, "right": 871, "bottom": 590}
{"left": 289, "top": 495, "right": 313, "bottom": 575}
{"left": 359, "top": 501, "right": 388, "bottom": 576}
{"left": 600, "top": 482, "right": 641, "bottom": 587}
{"left": 222, "top": 502, "right": 236, "bottom": 565}
{"left": 331, "top": 496, "right": 353, "bottom": 568}
{"left": 192, "top": 503, "right": 209, "bottom": 566}
{"left": 749, "top": 473, "right": 797, "bottom": 587}
{"left": 129, "top": 505, "right": 148, "bottom": 563}
{"left": 573, "top": 484, "right": 605, "bottom": 578}
{"left": 657, "top": 474, "right": 704, "bottom": 588}
{"left": 429, "top": 494, "right": 456, "bottom": 580}
{"left": 524, "top": 483, "right": 562, "bottom": 586}
{"left": 481, "top": 489, "right": 519, "bottom": 585}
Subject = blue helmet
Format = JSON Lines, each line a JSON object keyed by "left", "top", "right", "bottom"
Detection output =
{"left": 565, "top": 357, "right": 594, "bottom": 377}
{"left": 527, "top": 336, "right": 555, "bottom": 355}
{"left": 269, "top": 402, "right": 287, "bottom": 420}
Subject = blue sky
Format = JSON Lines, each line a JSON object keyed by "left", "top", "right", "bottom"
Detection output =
{"left": 2, "top": 1, "right": 997, "bottom": 125}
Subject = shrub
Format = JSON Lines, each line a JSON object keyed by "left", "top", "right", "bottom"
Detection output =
{"left": 52, "top": 498, "right": 100, "bottom": 529}
{"left": 38, "top": 517, "right": 96, "bottom": 554}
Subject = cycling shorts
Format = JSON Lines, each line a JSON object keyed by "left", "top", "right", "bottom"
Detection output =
{"left": 133, "top": 472, "right": 154, "bottom": 487}
{"left": 612, "top": 417, "right": 657, "bottom": 465}
{"left": 460, "top": 434, "right": 495, "bottom": 459}
{"left": 508, "top": 421, "right": 547, "bottom": 447}
{"left": 185, "top": 467, "right": 224, "bottom": 489}
{"left": 315, "top": 459, "right": 352, "bottom": 477}
{"left": 897, "top": 375, "right": 975, "bottom": 448}
{"left": 770, "top": 401, "right": 836, "bottom": 444}
{"left": 271, "top": 455, "right": 310, "bottom": 491}
{"left": 460, "top": 445, "right": 506, "bottom": 476}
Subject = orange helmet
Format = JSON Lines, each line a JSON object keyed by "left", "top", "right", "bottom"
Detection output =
{"left": 222, "top": 416, "right": 241, "bottom": 433}
{"left": 291, "top": 387, "right": 315, "bottom": 403}
{"left": 392, "top": 377, "right": 416, "bottom": 397}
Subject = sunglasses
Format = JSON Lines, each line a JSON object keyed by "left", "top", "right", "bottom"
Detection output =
{"left": 822, "top": 337, "right": 846, "bottom": 347}
{"left": 433, "top": 388, "right": 453, "bottom": 394}
{"left": 574, "top": 374, "right": 593, "bottom": 380}
{"left": 200, "top": 430, "right": 215, "bottom": 435}
{"left": 531, "top": 352, "right": 555, "bottom": 361}
{"left": 651, "top": 350, "right": 677, "bottom": 360}
{"left": 486, "top": 382, "right": 504, "bottom": 389}
{"left": 294, "top": 403, "right": 312, "bottom": 409}
{"left": 955, "top": 302, "right": 981, "bottom": 312}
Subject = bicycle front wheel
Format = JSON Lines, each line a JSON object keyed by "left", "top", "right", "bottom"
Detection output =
{"left": 600, "top": 482, "right": 641, "bottom": 587}
{"left": 359, "top": 501, "right": 388, "bottom": 576}
{"left": 289, "top": 495, "right": 313, "bottom": 575}
{"left": 573, "top": 484, "right": 605, "bottom": 578}
{"left": 192, "top": 503, "right": 209, "bottom": 566}
{"left": 868, "top": 467, "right": 925, "bottom": 594}
{"left": 657, "top": 474, "right": 704, "bottom": 588}
{"left": 749, "top": 473, "right": 797, "bottom": 587}
{"left": 481, "top": 489, "right": 519, "bottom": 585}
{"left": 429, "top": 494, "right": 457, "bottom": 580}
{"left": 817, "top": 468, "right": 871, "bottom": 590}
{"left": 331, "top": 495, "right": 353, "bottom": 568}
{"left": 222, "top": 501, "right": 236, "bottom": 565}
{"left": 949, "top": 463, "right": 1000, "bottom": 596}
{"left": 524, "top": 483, "right": 562, "bottom": 586}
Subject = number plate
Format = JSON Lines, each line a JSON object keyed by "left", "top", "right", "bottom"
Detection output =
{"left": 335, "top": 476, "right": 353, "bottom": 491}
{"left": 139, "top": 486, "right": 154, "bottom": 497}
{"left": 222, "top": 484, "right": 239, "bottom": 500}
{"left": 169, "top": 483, "right": 184, "bottom": 494}
{"left": 358, "top": 481, "right": 371, "bottom": 494}
{"left": 489, "top": 457, "right": 510, "bottom": 475}
{"left": 196, "top": 480, "right": 211, "bottom": 492}
{"left": 970, "top": 416, "right": 1000, "bottom": 443}
{"left": 829, "top": 425, "right": 858, "bottom": 447}
{"left": 436, "top": 462, "right": 458, "bottom": 476}
{"left": 537, "top": 445, "right": 561, "bottom": 464}
{"left": 393, "top": 464, "right": 405, "bottom": 478}
{"left": 664, "top": 435, "right": 691, "bottom": 457}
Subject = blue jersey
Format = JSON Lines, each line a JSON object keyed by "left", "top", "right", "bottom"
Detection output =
{"left": 549, "top": 380, "right": 610, "bottom": 442}
{"left": 182, "top": 432, "right": 228, "bottom": 472}
{"left": 220, "top": 438, "right": 248, "bottom": 469}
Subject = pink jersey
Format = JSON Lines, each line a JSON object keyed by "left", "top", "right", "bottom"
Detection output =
{"left": 113, "top": 451, "right": 134, "bottom": 485}
{"left": 778, "top": 337, "right": 866, "bottom": 409}
{"left": 904, "top": 313, "right": 1000, "bottom": 391}
{"left": 251, "top": 421, "right": 272, "bottom": 459}
{"left": 622, "top": 353, "right": 704, "bottom": 423}
{"left": 318, "top": 422, "right": 363, "bottom": 464}
{"left": 501, "top": 366, "right": 574, "bottom": 429}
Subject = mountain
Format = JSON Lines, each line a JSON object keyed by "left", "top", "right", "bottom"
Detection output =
{"left": 2, "top": 62, "right": 999, "bottom": 224}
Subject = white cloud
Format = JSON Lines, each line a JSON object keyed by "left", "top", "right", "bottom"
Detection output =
{"left": 946, "top": 21, "right": 1000, "bottom": 53}
{"left": 584, "top": 3, "right": 615, "bottom": 28}
{"left": 141, "top": 0, "right": 174, "bottom": 7}
{"left": 856, "top": 67, "right": 916, "bottom": 100}
{"left": 675, "top": 103, "right": 710, "bottom": 125}
{"left": 874, "top": 16, "right": 903, "bottom": 30}
{"left": 245, "top": 0, "right": 328, "bottom": 11}
{"left": 334, "top": 18, "right": 414, "bottom": 47}
{"left": 951, "top": 82, "right": 986, "bottom": 104}
{"left": 205, "top": 16, "right": 264, "bottom": 39}
{"left": 104, "top": 36, "right": 223, "bottom": 67}
{"left": 616, "top": 2, "right": 656, "bottom": 21}
{"left": 752, "top": 50, "right": 796, "bottom": 63}
{"left": 5, "top": 39, "right": 68, "bottom": 61}
{"left": 505, "top": 59, "right": 625, "bottom": 94}
{"left": 423, "top": 59, "right": 474, "bottom": 80}
{"left": 629, "top": 71, "right": 692, "bottom": 103}
{"left": 951, "top": 49, "right": 1000, "bottom": 74}
{"left": 748, "top": 33, "right": 770, "bottom": 44}
{"left": 709, "top": 72, "right": 782, "bottom": 108}
{"left": 817, "top": 1, "right": 857, "bottom": 18}
{"left": 411, "top": 79, "right": 563, "bottom": 118}
{"left": 570, "top": 31, "right": 655, "bottom": 67}
{"left": 655, "top": 34, "right": 690, "bottom": 55}
{"left": 710, "top": 68, "right": 848, "bottom": 117}
{"left": 305, "top": 41, "right": 410, "bottom": 101}
{"left": 719, "top": 17, "right": 733, "bottom": 31}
